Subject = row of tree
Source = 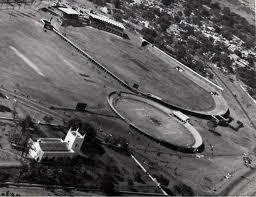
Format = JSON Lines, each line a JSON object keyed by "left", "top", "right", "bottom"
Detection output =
{"left": 87, "top": 0, "right": 121, "bottom": 9}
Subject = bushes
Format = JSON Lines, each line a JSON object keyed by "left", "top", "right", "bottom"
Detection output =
{"left": 100, "top": 169, "right": 118, "bottom": 195}
{"left": 19, "top": 157, "right": 99, "bottom": 187}
{"left": 104, "top": 136, "right": 130, "bottom": 154}
{"left": 42, "top": 115, "right": 54, "bottom": 124}
{"left": 159, "top": 14, "right": 172, "bottom": 32}
{"left": 134, "top": 172, "right": 145, "bottom": 184}
{"left": 161, "top": 0, "right": 174, "bottom": 6}
{"left": 0, "top": 105, "right": 11, "bottom": 113}
{"left": 248, "top": 87, "right": 256, "bottom": 98}
{"left": 0, "top": 92, "right": 6, "bottom": 98}
{"left": 173, "top": 183, "right": 194, "bottom": 196}
{"left": 0, "top": 171, "right": 10, "bottom": 181}
{"left": 113, "top": 12, "right": 123, "bottom": 22}
{"left": 128, "top": 178, "right": 134, "bottom": 186}
{"left": 154, "top": 174, "right": 169, "bottom": 187}
{"left": 141, "top": 27, "right": 157, "bottom": 44}
{"left": 237, "top": 67, "right": 256, "bottom": 90}
{"left": 89, "top": 0, "right": 107, "bottom": 7}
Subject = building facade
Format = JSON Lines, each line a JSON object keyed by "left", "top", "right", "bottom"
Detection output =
{"left": 47, "top": 6, "right": 80, "bottom": 26}
{"left": 28, "top": 128, "right": 84, "bottom": 162}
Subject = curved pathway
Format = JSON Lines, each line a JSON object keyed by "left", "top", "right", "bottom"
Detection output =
{"left": 108, "top": 91, "right": 203, "bottom": 151}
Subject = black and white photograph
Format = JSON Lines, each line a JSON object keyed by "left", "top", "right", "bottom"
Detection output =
{"left": 0, "top": 0, "right": 255, "bottom": 196}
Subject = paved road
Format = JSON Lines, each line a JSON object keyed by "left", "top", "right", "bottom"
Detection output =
{"left": 221, "top": 168, "right": 256, "bottom": 196}
{"left": 0, "top": 87, "right": 65, "bottom": 122}
{"left": 0, "top": 161, "right": 22, "bottom": 168}
{"left": 206, "top": 66, "right": 256, "bottom": 130}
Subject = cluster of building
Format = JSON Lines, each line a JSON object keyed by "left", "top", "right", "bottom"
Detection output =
{"left": 170, "top": 19, "right": 255, "bottom": 72}
{"left": 43, "top": 3, "right": 127, "bottom": 38}
{"left": 229, "top": 53, "right": 249, "bottom": 68}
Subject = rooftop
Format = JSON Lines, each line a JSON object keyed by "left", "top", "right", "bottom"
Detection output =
{"left": 39, "top": 141, "right": 72, "bottom": 152}
{"left": 58, "top": 7, "right": 79, "bottom": 15}
{"left": 89, "top": 13, "right": 125, "bottom": 29}
{"left": 38, "top": 138, "right": 63, "bottom": 143}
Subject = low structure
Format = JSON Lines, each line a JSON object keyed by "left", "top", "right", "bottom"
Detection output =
{"left": 88, "top": 13, "right": 127, "bottom": 38}
{"left": 28, "top": 128, "right": 84, "bottom": 162}
{"left": 47, "top": 6, "right": 80, "bottom": 26}
{"left": 172, "top": 111, "right": 190, "bottom": 123}
{"left": 57, "top": 7, "right": 79, "bottom": 20}
{"left": 64, "top": 128, "right": 84, "bottom": 152}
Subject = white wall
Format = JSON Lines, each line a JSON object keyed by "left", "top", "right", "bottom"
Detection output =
{"left": 29, "top": 140, "right": 77, "bottom": 162}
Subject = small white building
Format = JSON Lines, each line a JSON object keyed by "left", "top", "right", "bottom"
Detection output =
{"left": 48, "top": 6, "right": 80, "bottom": 26}
{"left": 28, "top": 128, "right": 84, "bottom": 162}
{"left": 57, "top": 7, "right": 80, "bottom": 20}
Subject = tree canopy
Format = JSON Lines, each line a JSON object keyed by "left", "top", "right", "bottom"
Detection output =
{"left": 161, "top": 0, "right": 174, "bottom": 6}
{"left": 141, "top": 27, "right": 157, "bottom": 43}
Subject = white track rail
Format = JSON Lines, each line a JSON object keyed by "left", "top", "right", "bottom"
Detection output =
{"left": 131, "top": 154, "right": 168, "bottom": 195}
{"left": 108, "top": 91, "right": 203, "bottom": 150}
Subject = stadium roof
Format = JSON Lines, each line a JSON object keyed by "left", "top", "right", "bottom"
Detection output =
{"left": 58, "top": 7, "right": 79, "bottom": 15}
{"left": 89, "top": 13, "right": 125, "bottom": 30}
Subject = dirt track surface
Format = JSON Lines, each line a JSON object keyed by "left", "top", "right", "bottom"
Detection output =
{"left": 110, "top": 92, "right": 195, "bottom": 147}
{"left": 65, "top": 26, "right": 216, "bottom": 112}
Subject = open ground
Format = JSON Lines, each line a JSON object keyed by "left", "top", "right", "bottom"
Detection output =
{"left": 0, "top": 2, "right": 255, "bottom": 195}
{"left": 64, "top": 25, "right": 217, "bottom": 112}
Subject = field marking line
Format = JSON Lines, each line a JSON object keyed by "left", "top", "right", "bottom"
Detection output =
{"left": 9, "top": 46, "right": 45, "bottom": 77}
{"left": 62, "top": 58, "right": 80, "bottom": 73}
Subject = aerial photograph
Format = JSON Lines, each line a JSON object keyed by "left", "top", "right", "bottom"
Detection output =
{"left": 0, "top": 0, "right": 255, "bottom": 196}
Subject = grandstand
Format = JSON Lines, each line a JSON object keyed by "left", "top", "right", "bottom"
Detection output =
{"left": 88, "top": 12, "right": 128, "bottom": 38}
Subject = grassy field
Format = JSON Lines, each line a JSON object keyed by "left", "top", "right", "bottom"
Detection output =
{"left": 0, "top": 11, "right": 127, "bottom": 111}
{"left": 113, "top": 93, "right": 195, "bottom": 147}
{"left": 65, "top": 26, "right": 216, "bottom": 112}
